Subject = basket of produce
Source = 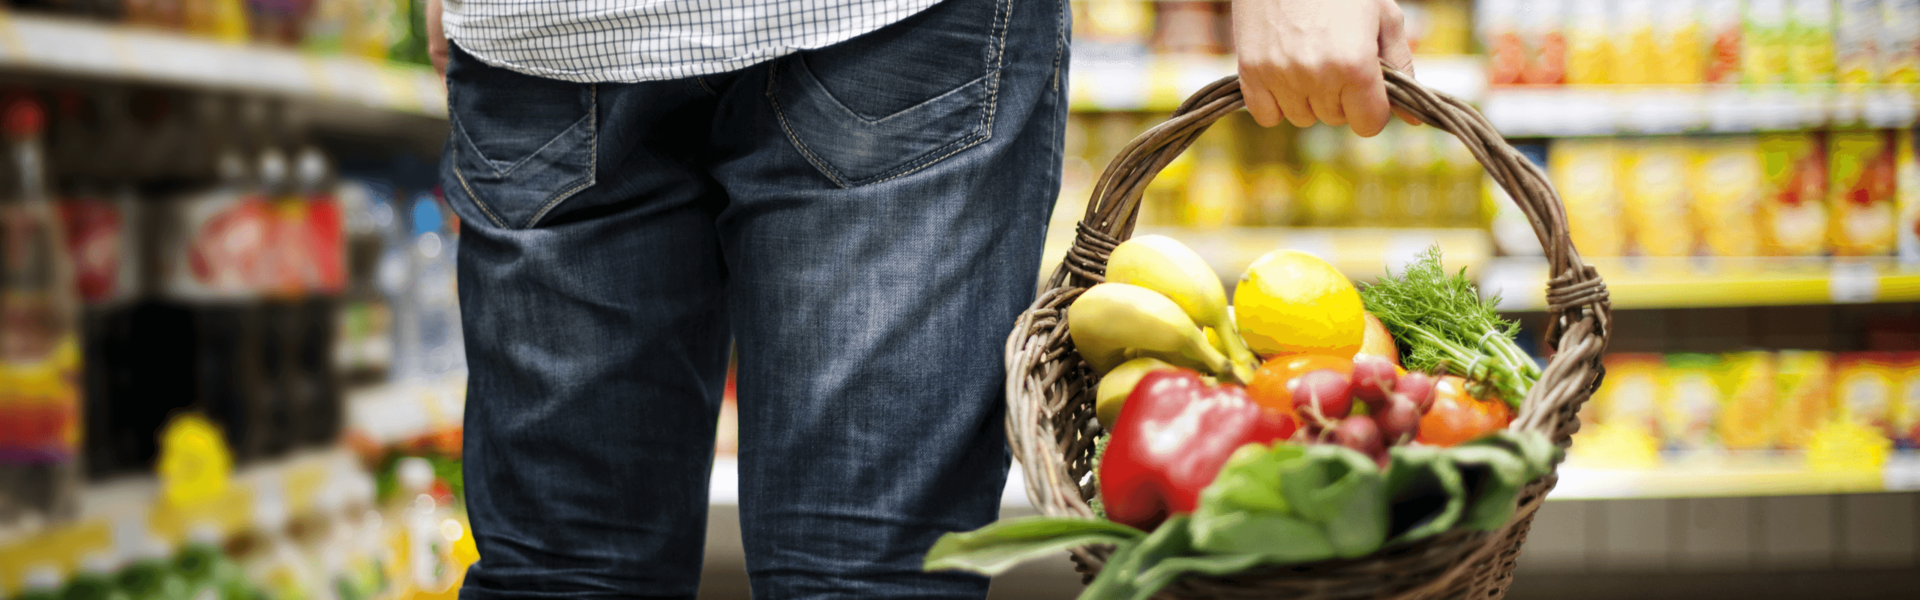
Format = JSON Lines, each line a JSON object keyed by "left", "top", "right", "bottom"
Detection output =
{"left": 924, "top": 67, "right": 1613, "bottom": 600}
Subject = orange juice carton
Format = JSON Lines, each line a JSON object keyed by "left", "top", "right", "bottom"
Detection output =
{"left": 1836, "top": 0, "right": 1884, "bottom": 84}
{"left": 1551, "top": 139, "right": 1627, "bottom": 256}
{"left": 1746, "top": 0, "right": 1793, "bottom": 84}
{"left": 1834, "top": 352, "right": 1900, "bottom": 438}
{"left": 1883, "top": 0, "right": 1920, "bottom": 83}
{"left": 1758, "top": 132, "right": 1830, "bottom": 256}
{"left": 1787, "top": 0, "right": 1837, "bottom": 84}
{"left": 1523, "top": 0, "right": 1569, "bottom": 84}
{"left": 1420, "top": 0, "right": 1474, "bottom": 55}
{"left": 1691, "top": 136, "right": 1766, "bottom": 256}
{"left": 1897, "top": 129, "right": 1920, "bottom": 262}
{"left": 1705, "top": 0, "right": 1746, "bottom": 83}
{"left": 1827, "top": 130, "right": 1899, "bottom": 255}
{"left": 1599, "top": 353, "right": 1668, "bottom": 438}
{"left": 1614, "top": 0, "right": 1656, "bottom": 85}
{"left": 1662, "top": 353, "right": 1723, "bottom": 451}
{"left": 1620, "top": 138, "right": 1696, "bottom": 257}
{"left": 1891, "top": 352, "right": 1920, "bottom": 448}
{"left": 1477, "top": 0, "right": 1526, "bottom": 85}
{"left": 1717, "top": 351, "right": 1780, "bottom": 450}
{"left": 1776, "top": 350, "right": 1837, "bottom": 448}
{"left": 1655, "top": 0, "right": 1707, "bottom": 84}
{"left": 1567, "top": 0, "right": 1614, "bottom": 84}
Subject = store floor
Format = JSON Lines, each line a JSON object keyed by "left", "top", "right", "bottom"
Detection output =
{"left": 696, "top": 496, "right": 1920, "bottom": 600}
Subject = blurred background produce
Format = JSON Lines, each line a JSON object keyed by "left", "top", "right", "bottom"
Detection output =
{"left": 0, "top": 1, "right": 1917, "bottom": 599}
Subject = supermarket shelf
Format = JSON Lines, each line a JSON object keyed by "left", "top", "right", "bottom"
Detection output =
{"left": 1068, "top": 52, "right": 1487, "bottom": 112}
{"left": 1038, "top": 226, "right": 1495, "bottom": 285}
{"left": 1484, "top": 85, "right": 1920, "bottom": 137}
{"left": 0, "top": 12, "right": 445, "bottom": 118}
{"left": 702, "top": 452, "right": 1920, "bottom": 509}
{"left": 0, "top": 447, "right": 364, "bottom": 575}
{"left": 1479, "top": 256, "right": 1920, "bottom": 310}
{"left": 1551, "top": 453, "right": 1920, "bottom": 500}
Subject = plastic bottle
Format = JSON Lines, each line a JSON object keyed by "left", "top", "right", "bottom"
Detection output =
{"left": 293, "top": 145, "right": 345, "bottom": 448}
{"left": 334, "top": 173, "right": 395, "bottom": 386}
{"left": 397, "top": 457, "right": 457, "bottom": 594}
{"left": 406, "top": 194, "right": 464, "bottom": 386}
{"left": 0, "top": 94, "right": 83, "bottom": 536}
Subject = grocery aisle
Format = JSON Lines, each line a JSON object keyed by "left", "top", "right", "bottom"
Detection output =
{"left": 5, "top": 1, "right": 1920, "bottom": 600}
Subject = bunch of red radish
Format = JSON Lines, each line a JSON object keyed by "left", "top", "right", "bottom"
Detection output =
{"left": 1288, "top": 356, "right": 1438, "bottom": 468}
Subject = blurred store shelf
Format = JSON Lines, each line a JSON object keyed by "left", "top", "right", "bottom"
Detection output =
{"left": 0, "top": 12, "right": 445, "bottom": 118}
{"left": 1553, "top": 453, "right": 1920, "bottom": 501}
{"left": 1484, "top": 85, "right": 1920, "bottom": 137}
{"left": 697, "top": 452, "right": 1920, "bottom": 511}
{"left": 1067, "top": 53, "right": 1488, "bottom": 112}
{"left": 0, "top": 448, "right": 363, "bottom": 572}
{"left": 1481, "top": 257, "right": 1920, "bottom": 311}
{"left": 1040, "top": 226, "right": 1496, "bottom": 285}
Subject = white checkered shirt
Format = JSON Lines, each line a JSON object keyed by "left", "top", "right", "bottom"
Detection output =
{"left": 443, "top": 0, "right": 946, "bottom": 82}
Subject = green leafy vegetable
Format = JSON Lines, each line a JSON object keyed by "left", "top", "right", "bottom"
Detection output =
{"left": 1359, "top": 246, "right": 1539, "bottom": 406}
{"left": 1078, "top": 515, "right": 1196, "bottom": 600}
{"left": 1382, "top": 445, "right": 1465, "bottom": 545}
{"left": 1192, "top": 443, "right": 1387, "bottom": 561}
{"left": 923, "top": 431, "right": 1563, "bottom": 600}
{"left": 924, "top": 516, "right": 1144, "bottom": 576}
{"left": 1446, "top": 445, "right": 1531, "bottom": 531}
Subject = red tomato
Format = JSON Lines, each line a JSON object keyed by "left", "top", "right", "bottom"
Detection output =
{"left": 1413, "top": 375, "right": 1514, "bottom": 447}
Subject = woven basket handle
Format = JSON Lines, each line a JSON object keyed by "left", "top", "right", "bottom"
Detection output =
{"left": 1054, "top": 64, "right": 1612, "bottom": 443}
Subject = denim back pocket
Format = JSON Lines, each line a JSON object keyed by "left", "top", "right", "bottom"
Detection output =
{"left": 446, "top": 47, "right": 597, "bottom": 229}
{"left": 768, "top": 0, "right": 1011, "bottom": 188}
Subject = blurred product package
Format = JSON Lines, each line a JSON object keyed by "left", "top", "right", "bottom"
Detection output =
{"left": 0, "top": 94, "right": 83, "bottom": 536}
{"left": 1690, "top": 136, "right": 1767, "bottom": 256}
{"left": 1826, "top": 129, "right": 1899, "bottom": 256}
{"left": 1758, "top": 131, "right": 1829, "bottom": 256}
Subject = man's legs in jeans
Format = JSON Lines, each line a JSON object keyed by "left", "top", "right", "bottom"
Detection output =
{"left": 446, "top": 0, "right": 1067, "bottom": 596}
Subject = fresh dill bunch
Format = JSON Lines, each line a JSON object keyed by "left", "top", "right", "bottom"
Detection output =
{"left": 1359, "top": 246, "right": 1538, "bottom": 406}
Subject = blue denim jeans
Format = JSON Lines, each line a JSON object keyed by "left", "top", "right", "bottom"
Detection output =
{"left": 441, "top": 0, "right": 1068, "bottom": 597}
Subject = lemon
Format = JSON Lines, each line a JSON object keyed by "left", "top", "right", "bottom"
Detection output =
{"left": 1233, "top": 250, "right": 1365, "bottom": 357}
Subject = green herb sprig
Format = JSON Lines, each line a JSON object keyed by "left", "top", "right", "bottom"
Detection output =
{"left": 1359, "top": 246, "right": 1538, "bottom": 407}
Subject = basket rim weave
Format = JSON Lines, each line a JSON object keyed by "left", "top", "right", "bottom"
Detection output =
{"left": 1002, "top": 65, "right": 1614, "bottom": 600}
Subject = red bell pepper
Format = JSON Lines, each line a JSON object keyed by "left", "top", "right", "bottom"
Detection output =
{"left": 1099, "top": 369, "right": 1298, "bottom": 531}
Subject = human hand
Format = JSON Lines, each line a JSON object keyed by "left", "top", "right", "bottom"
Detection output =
{"left": 428, "top": 0, "right": 449, "bottom": 78}
{"left": 1231, "top": 0, "right": 1419, "bottom": 136}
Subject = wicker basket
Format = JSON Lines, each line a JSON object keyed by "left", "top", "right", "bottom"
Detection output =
{"left": 1002, "top": 67, "right": 1614, "bottom": 600}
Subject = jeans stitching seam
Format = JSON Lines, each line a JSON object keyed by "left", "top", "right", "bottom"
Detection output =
{"left": 523, "top": 83, "right": 600, "bottom": 228}
{"left": 863, "top": 0, "right": 1011, "bottom": 186}
{"left": 1050, "top": 0, "right": 1065, "bottom": 92}
{"left": 450, "top": 145, "right": 509, "bottom": 229}
{"left": 768, "top": 63, "right": 854, "bottom": 188}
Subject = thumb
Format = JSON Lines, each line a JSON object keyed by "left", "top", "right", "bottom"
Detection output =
{"left": 1376, "top": 1, "right": 1422, "bottom": 126}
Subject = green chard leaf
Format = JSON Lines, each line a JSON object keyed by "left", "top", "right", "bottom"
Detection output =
{"left": 1446, "top": 445, "right": 1531, "bottom": 531}
{"left": 1276, "top": 445, "right": 1388, "bottom": 558}
{"left": 1079, "top": 515, "right": 1196, "bottom": 600}
{"left": 924, "top": 517, "right": 1145, "bottom": 576}
{"left": 1382, "top": 445, "right": 1466, "bottom": 545}
{"left": 1190, "top": 444, "right": 1385, "bottom": 563}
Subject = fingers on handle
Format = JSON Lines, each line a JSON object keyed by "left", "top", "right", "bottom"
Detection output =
{"left": 1309, "top": 91, "right": 1347, "bottom": 127}
{"left": 1242, "top": 79, "right": 1285, "bottom": 128}
{"left": 1276, "top": 85, "right": 1317, "bottom": 128}
{"left": 1376, "top": 0, "right": 1419, "bottom": 126}
{"left": 1342, "top": 78, "right": 1390, "bottom": 137}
